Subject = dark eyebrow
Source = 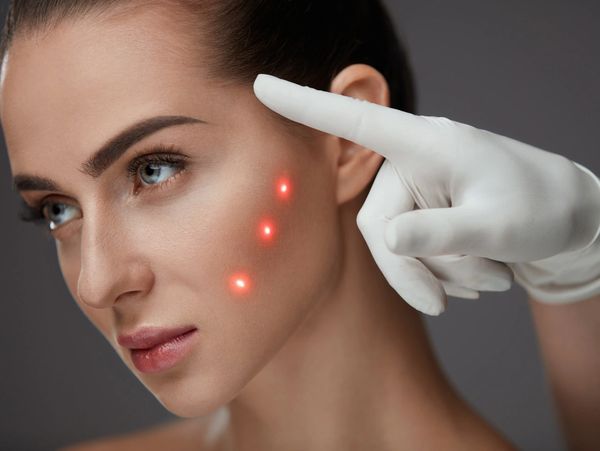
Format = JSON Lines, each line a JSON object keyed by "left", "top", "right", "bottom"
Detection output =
{"left": 12, "top": 115, "right": 205, "bottom": 192}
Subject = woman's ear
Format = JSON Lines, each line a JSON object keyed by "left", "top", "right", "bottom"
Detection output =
{"left": 328, "top": 64, "right": 390, "bottom": 205}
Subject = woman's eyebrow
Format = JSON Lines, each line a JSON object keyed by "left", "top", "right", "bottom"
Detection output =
{"left": 12, "top": 115, "right": 206, "bottom": 193}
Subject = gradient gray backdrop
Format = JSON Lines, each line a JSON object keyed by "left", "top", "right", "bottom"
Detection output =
{"left": 1, "top": 1, "right": 598, "bottom": 450}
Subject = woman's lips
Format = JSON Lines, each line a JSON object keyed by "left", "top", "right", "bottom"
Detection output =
{"left": 117, "top": 325, "right": 199, "bottom": 374}
{"left": 118, "top": 325, "right": 197, "bottom": 350}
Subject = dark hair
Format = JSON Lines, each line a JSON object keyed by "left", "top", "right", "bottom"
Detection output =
{"left": 0, "top": 0, "right": 416, "bottom": 112}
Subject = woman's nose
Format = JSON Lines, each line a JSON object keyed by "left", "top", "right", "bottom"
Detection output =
{"left": 76, "top": 215, "right": 154, "bottom": 309}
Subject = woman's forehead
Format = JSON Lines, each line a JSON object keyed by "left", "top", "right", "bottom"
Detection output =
{"left": 0, "top": 10, "right": 222, "bottom": 169}
{"left": 2, "top": 10, "right": 203, "bottom": 101}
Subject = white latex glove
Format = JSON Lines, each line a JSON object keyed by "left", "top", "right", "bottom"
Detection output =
{"left": 253, "top": 74, "right": 600, "bottom": 316}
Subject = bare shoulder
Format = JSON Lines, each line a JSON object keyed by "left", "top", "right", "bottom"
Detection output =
{"left": 58, "top": 413, "right": 224, "bottom": 451}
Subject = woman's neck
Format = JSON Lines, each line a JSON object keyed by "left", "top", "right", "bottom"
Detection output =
{"left": 215, "top": 198, "right": 515, "bottom": 451}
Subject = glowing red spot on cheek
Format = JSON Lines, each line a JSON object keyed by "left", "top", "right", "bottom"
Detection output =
{"left": 276, "top": 176, "right": 292, "bottom": 201}
{"left": 228, "top": 272, "right": 252, "bottom": 296}
{"left": 258, "top": 218, "right": 277, "bottom": 244}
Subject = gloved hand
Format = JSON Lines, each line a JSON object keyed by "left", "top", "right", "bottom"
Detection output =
{"left": 253, "top": 74, "right": 600, "bottom": 316}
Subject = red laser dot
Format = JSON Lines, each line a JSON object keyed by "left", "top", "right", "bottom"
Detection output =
{"left": 229, "top": 272, "right": 252, "bottom": 296}
{"left": 276, "top": 177, "right": 292, "bottom": 201}
{"left": 258, "top": 219, "right": 277, "bottom": 243}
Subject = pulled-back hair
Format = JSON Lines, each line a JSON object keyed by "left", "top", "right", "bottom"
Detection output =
{"left": 0, "top": 0, "right": 417, "bottom": 113}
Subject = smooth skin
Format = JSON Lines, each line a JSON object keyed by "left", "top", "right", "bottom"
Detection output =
{"left": 0, "top": 3, "right": 567, "bottom": 451}
{"left": 527, "top": 296, "right": 600, "bottom": 451}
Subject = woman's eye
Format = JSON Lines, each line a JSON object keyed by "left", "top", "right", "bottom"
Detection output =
{"left": 137, "top": 161, "right": 180, "bottom": 187}
{"left": 127, "top": 150, "right": 188, "bottom": 195}
{"left": 44, "top": 203, "right": 81, "bottom": 231}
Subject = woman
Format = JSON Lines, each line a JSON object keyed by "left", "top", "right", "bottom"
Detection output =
{"left": 3, "top": 0, "right": 596, "bottom": 450}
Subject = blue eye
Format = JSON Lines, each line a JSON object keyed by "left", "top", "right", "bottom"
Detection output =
{"left": 126, "top": 149, "right": 188, "bottom": 197}
{"left": 17, "top": 198, "right": 81, "bottom": 234}
{"left": 18, "top": 146, "right": 189, "bottom": 234}
{"left": 45, "top": 203, "right": 81, "bottom": 231}
{"left": 139, "top": 162, "right": 175, "bottom": 185}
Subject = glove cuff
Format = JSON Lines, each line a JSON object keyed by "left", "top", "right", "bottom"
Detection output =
{"left": 508, "top": 162, "right": 600, "bottom": 304}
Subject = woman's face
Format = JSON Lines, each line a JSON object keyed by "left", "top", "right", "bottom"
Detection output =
{"left": 1, "top": 8, "right": 342, "bottom": 416}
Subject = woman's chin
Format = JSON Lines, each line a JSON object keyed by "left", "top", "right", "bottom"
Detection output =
{"left": 140, "top": 374, "right": 240, "bottom": 418}
{"left": 152, "top": 387, "right": 225, "bottom": 418}
{"left": 157, "top": 397, "right": 219, "bottom": 419}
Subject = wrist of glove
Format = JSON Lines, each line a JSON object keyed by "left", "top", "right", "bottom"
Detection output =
{"left": 507, "top": 162, "right": 600, "bottom": 304}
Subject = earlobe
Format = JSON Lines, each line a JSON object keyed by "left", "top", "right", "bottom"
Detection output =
{"left": 328, "top": 64, "right": 389, "bottom": 205}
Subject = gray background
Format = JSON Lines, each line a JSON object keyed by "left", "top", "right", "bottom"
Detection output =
{"left": 1, "top": 1, "right": 598, "bottom": 450}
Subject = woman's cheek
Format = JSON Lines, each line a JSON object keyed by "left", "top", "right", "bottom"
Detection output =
{"left": 214, "top": 162, "right": 338, "bottom": 342}
{"left": 172, "top": 149, "right": 328, "bottom": 324}
{"left": 182, "top": 177, "right": 336, "bottom": 408}
{"left": 224, "top": 164, "right": 334, "bottom": 304}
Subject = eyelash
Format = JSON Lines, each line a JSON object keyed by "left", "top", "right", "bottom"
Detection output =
{"left": 18, "top": 144, "right": 189, "bottom": 234}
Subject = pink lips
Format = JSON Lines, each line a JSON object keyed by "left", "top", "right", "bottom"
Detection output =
{"left": 118, "top": 325, "right": 197, "bottom": 350}
{"left": 118, "top": 325, "right": 199, "bottom": 374}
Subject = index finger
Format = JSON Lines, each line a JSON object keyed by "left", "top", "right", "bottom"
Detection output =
{"left": 253, "top": 74, "right": 441, "bottom": 161}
